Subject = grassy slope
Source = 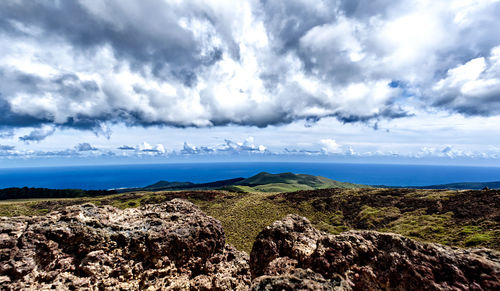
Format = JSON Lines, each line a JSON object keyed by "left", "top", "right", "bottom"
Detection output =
{"left": 144, "top": 181, "right": 194, "bottom": 189}
{"left": 126, "top": 172, "right": 365, "bottom": 193}
{"left": 236, "top": 172, "right": 367, "bottom": 192}
{"left": 0, "top": 188, "right": 498, "bottom": 253}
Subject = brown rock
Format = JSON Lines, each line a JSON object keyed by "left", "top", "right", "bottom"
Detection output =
{"left": 2, "top": 201, "right": 499, "bottom": 290}
{"left": 0, "top": 199, "right": 250, "bottom": 290}
{"left": 251, "top": 268, "right": 348, "bottom": 291}
{"left": 250, "top": 215, "right": 500, "bottom": 291}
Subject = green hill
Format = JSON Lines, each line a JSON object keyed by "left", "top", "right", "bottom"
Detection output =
{"left": 235, "top": 172, "right": 367, "bottom": 192}
{"left": 135, "top": 172, "right": 368, "bottom": 193}
{"left": 131, "top": 178, "right": 246, "bottom": 192}
{"left": 144, "top": 181, "right": 194, "bottom": 189}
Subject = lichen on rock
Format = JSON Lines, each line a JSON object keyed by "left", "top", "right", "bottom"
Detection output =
{"left": 250, "top": 214, "right": 500, "bottom": 291}
{"left": 0, "top": 199, "right": 250, "bottom": 290}
{"left": 1, "top": 201, "right": 498, "bottom": 290}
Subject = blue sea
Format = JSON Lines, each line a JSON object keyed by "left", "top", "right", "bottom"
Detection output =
{"left": 1, "top": 162, "right": 500, "bottom": 190}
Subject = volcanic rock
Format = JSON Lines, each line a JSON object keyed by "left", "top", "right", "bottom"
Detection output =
{"left": 250, "top": 214, "right": 500, "bottom": 291}
{"left": 1, "top": 200, "right": 499, "bottom": 290}
{"left": 0, "top": 199, "right": 250, "bottom": 290}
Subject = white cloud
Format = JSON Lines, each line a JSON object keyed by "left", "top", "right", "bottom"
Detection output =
{"left": 320, "top": 139, "right": 342, "bottom": 154}
{"left": 2, "top": 0, "right": 498, "bottom": 133}
{"left": 432, "top": 46, "right": 500, "bottom": 115}
{"left": 221, "top": 137, "right": 267, "bottom": 153}
{"left": 0, "top": 145, "right": 15, "bottom": 151}
{"left": 180, "top": 141, "right": 215, "bottom": 154}
{"left": 180, "top": 137, "right": 267, "bottom": 155}
{"left": 300, "top": 17, "right": 365, "bottom": 62}
{"left": 181, "top": 142, "right": 199, "bottom": 154}
{"left": 75, "top": 143, "right": 97, "bottom": 151}
{"left": 0, "top": 0, "right": 500, "bottom": 165}
{"left": 138, "top": 142, "right": 166, "bottom": 154}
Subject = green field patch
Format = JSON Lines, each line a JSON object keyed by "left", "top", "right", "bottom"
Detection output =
{"left": 0, "top": 202, "right": 49, "bottom": 217}
{"left": 465, "top": 233, "right": 493, "bottom": 247}
{"left": 0, "top": 188, "right": 497, "bottom": 252}
{"left": 382, "top": 209, "right": 453, "bottom": 243}
{"left": 356, "top": 206, "right": 401, "bottom": 229}
{"left": 253, "top": 183, "right": 313, "bottom": 192}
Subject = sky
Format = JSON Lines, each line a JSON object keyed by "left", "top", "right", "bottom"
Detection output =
{"left": 0, "top": 0, "right": 500, "bottom": 167}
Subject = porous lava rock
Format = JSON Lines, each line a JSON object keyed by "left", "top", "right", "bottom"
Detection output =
{"left": 0, "top": 199, "right": 250, "bottom": 290}
{"left": 1, "top": 201, "right": 499, "bottom": 290}
{"left": 250, "top": 214, "right": 500, "bottom": 291}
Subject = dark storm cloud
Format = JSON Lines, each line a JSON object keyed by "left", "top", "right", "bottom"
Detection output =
{"left": 338, "top": 0, "right": 393, "bottom": 19}
{"left": 19, "top": 127, "right": 55, "bottom": 143}
{"left": 258, "top": 0, "right": 339, "bottom": 53}
{"left": 0, "top": 67, "right": 219, "bottom": 130}
{"left": 260, "top": 1, "right": 499, "bottom": 84}
{"left": 0, "top": 1, "right": 218, "bottom": 83}
{"left": 0, "top": 69, "right": 110, "bottom": 130}
{"left": 431, "top": 53, "right": 500, "bottom": 116}
{"left": 259, "top": 0, "right": 366, "bottom": 82}
{"left": 0, "top": 0, "right": 499, "bottom": 134}
{"left": 334, "top": 105, "right": 412, "bottom": 124}
{"left": 434, "top": 87, "right": 500, "bottom": 116}
{"left": 0, "top": 97, "right": 49, "bottom": 128}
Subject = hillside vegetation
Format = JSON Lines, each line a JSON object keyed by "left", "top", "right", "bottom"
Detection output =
{"left": 412, "top": 181, "right": 500, "bottom": 190}
{"left": 233, "top": 172, "right": 366, "bottom": 192}
{"left": 142, "top": 177, "right": 245, "bottom": 191}
{"left": 135, "top": 172, "right": 367, "bottom": 193}
{"left": 1, "top": 187, "right": 497, "bottom": 253}
{"left": 0, "top": 187, "right": 116, "bottom": 200}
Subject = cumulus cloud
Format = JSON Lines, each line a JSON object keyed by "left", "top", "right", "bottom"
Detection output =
{"left": 416, "top": 145, "right": 477, "bottom": 158}
{"left": 181, "top": 137, "right": 267, "bottom": 155}
{"left": 0, "top": 145, "right": 15, "bottom": 151}
{"left": 116, "top": 142, "right": 166, "bottom": 154}
{"left": 181, "top": 142, "right": 214, "bottom": 154}
{"left": 75, "top": 143, "right": 97, "bottom": 151}
{"left": 0, "top": 129, "right": 14, "bottom": 138}
{"left": 181, "top": 142, "right": 198, "bottom": 154}
{"left": 0, "top": 0, "right": 499, "bottom": 135}
{"left": 18, "top": 126, "right": 55, "bottom": 143}
{"left": 220, "top": 137, "right": 267, "bottom": 153}
{"left": 319, "top": 139, "right": 358, "bottom": 155}
{"left": 432, "top": 46, "right": 500, "bottom": 115}
{"left": 345, "top": 146, "right": 356, "bottom": 156}
{"left": 320, "top": 139, "right": 342, "bottom": 154}
{"left": 138, "top": 142, "right": 166, "bottom": 154}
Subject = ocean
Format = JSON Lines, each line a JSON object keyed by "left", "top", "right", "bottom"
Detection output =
{"left": 1, "top": 162, "right": 500, "bottom": 190}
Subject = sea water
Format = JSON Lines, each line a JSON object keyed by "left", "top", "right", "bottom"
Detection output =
{"left": 1, "top": 162, "right": 500, "bottom": 190}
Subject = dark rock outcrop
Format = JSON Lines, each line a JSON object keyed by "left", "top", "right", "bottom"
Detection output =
{"left": 0, "top": 199, "right": 250, "bottom": 290}
{"left": 250, "top": 215, "right": 500, "bottom": 291}
{"left": 1, "top": 201, "right": 498, "bottom": 290}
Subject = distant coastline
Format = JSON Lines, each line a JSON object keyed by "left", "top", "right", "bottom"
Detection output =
{"left": 1, "top": 162, "right": 500, "bottom": 190}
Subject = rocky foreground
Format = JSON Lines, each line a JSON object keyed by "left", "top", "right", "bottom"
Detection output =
{"left": 0, "top": 200, "right": 498, "bottom": 290}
